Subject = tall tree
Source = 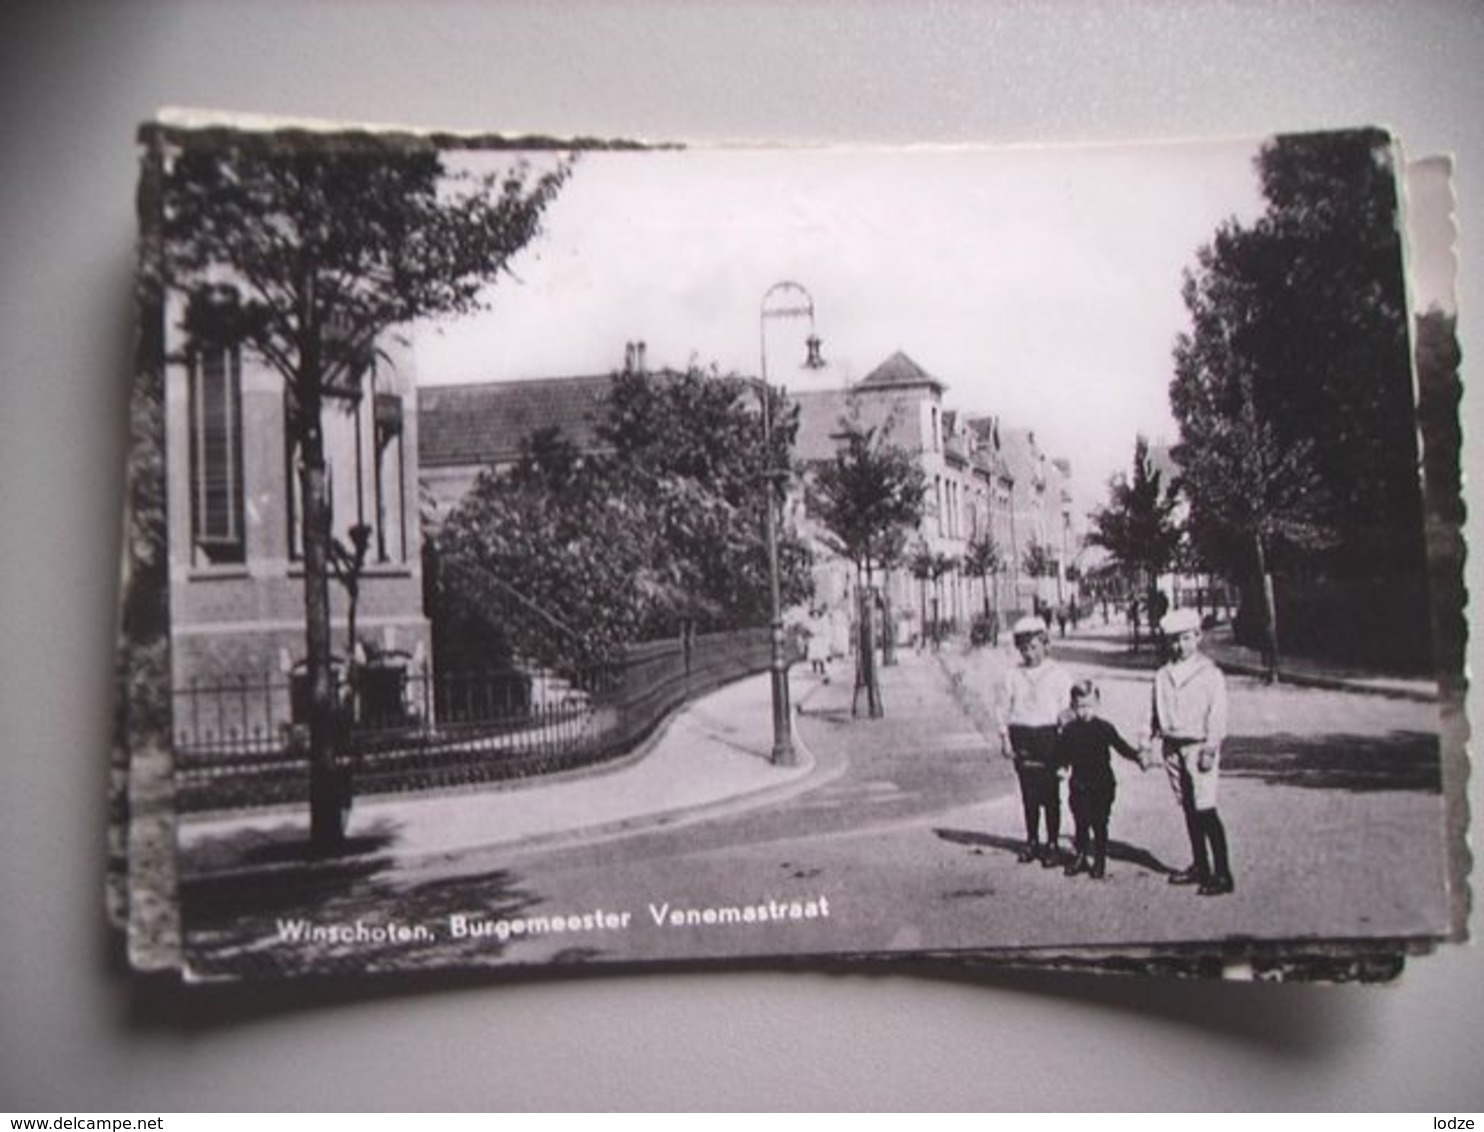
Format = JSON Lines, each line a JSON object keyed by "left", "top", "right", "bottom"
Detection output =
{"left": 1413, "top": 307, "right": 1465, "bottom": 684}
{"left": 1251, "top": 131, "right": 1417, "bottom": 569}
{"left": 908, "top": 543, "right": 957, "bottom": 646}
{"left": 597, "top": 366, "right": 812, "bottom": 633}
{"left": 1170, "top": 369, "right": 1331, "bottom": 680}
{"left": 963, "top": 532, "right": 1004, "bottom": 619}
{"left": 874, "top": 527, "right": 908, "bottom": 667}
{"left": 435, "top": 438, "right": 652, "bottom": 674}
{"left": 808, "top": 423, "right": 927, "bottom": 591}
{"left": 435, "top": 365, "right": 814, "bottom": 673}
{"left": 907, "top": 541, "right": 950, "bottom": 647}
{"left": 1087, "top": 436, "right": 1183, "bottom": 626}
{"left": 807, "top": 423, "right": 926, "bottom": 716}
{"left": 153, "top": 126, "right": 570, "bottom": 847}
{"left": 1021, "top": 541, "right": 1059, "bottom": 583}
{"left": 1171, "top": 128, "right": 1426, "bottom": 668}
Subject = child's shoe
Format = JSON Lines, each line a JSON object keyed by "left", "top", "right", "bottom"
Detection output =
{"left": 1089, "top": 859, "right": 1107, "bottom": 880}
{"left": 1198, "top": 874, "right": 1235, "bottom": 896}
{"left": 1016, "top": 841, "right": 1040, "bottom": 864}
{"left": 1063, "top": 854, "right": 1088, "bottom": 877}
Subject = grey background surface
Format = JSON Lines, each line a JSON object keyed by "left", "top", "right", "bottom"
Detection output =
{"left": 1, "top": 0, "right": 1481, "bottom": 1112}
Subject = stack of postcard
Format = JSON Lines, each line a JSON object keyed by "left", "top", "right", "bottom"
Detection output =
{"left": 112, "top": 111, "right": 1469, "bottom": 987}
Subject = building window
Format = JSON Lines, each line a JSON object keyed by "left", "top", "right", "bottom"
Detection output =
{"left": 285, "top": 394, "right": 360, "bottom": 561}
{"left": 284, "top": 394, "right": 302, "bottom": 561}
{"left": 285, "top": 382, "right": 406, "bottom": 565}
{"left": 374, "top": 392, "right": 406, "bottom": 563}
{"left": 190, "top": 342, "right": 245, "bottom": 563}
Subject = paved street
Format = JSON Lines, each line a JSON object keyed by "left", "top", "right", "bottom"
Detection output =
{"left": 176, "top": 623, "right": 1454, "bottom": 980}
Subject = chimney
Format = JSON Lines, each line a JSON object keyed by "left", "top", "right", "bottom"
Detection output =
{"left": 636, "top": 340, "right": 647, "bottom": 374}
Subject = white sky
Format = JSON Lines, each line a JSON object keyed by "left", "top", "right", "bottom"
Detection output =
{"left": 1405, "top": 155, "right": 1458, "bottom": 317}
{"left": 411, "top": 140, "right": 1270, "bottom": 494}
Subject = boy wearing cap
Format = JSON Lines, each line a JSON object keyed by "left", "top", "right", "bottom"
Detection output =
{"left": 1149, "top": 608, "right": 1235, "bottom": 896}
{"left": 997, "top": 615, "right": 1074, "bottom": 866}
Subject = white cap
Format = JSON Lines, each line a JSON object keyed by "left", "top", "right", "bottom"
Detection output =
{"left": 1012, "top": 615, "right": 1048, "bottom": 637}
{"left": 1161, "top": 608, "right": 1201, "bottom": 635}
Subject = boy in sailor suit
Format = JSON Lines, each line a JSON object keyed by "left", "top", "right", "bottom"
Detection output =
{"left": 1150, "top": 608, "right": 1235, "bottom": 896}
{"left": 997, "top": 615, "right": 1074, "bottom": 867}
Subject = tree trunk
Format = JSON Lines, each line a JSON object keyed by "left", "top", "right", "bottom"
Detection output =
{"left": 1254, "top": 531, "right": 1280, "bottom": 684}
{"left": 862, "top": 587, "right": 883, "bottom": 717}
{"left": 344, "top": 569, "right": 361, "bottom": 674}
{"left": 991, "top": 572, "right": 1002, "bottom": 644}
{"left": 880, "top": 571, "right": 896, "bottom": 667}
{"left": 933, "top": 576, "right": 943, "bottom": 647}
{"left": 917, "top": 577, "right": 927, "bottom": 650}
{"left": 301, "top": 396, "right": 348, "bottom": 851}
{"left": 853, "top": 571, "right": 883, "bottom": 718}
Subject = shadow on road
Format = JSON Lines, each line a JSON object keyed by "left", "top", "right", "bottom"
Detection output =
{"left": 800, "top": 705, "right": 854, "bottom": 724}
{"left": 1223, "top": 730, "right": 1441, "bottom": 792}
{"left": 932, "top": 825, "right": 1178, "bottom": 876}
{"left": 181, "top": 818, "right": 400, "bottom": 876}
{"left": 180, "top": 823, "right": 547, "bottom": 980}
{"left": 1048, "top": 641, "right": 1162, "bottom": 673}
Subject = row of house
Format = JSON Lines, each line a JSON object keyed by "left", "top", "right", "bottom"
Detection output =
{"left": 786, "top": 350, "right": 1082, "bottom": 645}
{"left": 165, "top": 335, "right": 1084, "bottom": 696}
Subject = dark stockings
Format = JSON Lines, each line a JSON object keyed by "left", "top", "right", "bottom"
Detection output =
{"left": 1017, "top": 765, "right": 1060, "bottom": 850}
{"left": 1183, "top": 806, "right": 1231, "bottom": 882}
{"left": 1072, "top": 821, "right": 1108, "bottom": 869}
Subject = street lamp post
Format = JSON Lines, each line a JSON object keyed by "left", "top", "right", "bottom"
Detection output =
{"left": 758, "top": 281, "right": 824, "bottom": 766}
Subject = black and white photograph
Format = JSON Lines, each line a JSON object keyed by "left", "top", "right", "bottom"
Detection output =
{"left": 8, "top": 1, "right": 1484, "bottom": 1115}
{"left": 119, "top": 117, "right": 1464, "bottom": 984}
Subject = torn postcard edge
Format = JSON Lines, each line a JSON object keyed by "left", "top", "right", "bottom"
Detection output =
{"left": 1401, "top": 152, "right": 1472, "bottom": 946}
{"left": 114, "top": 113, "right": 1468, "bottom": 987}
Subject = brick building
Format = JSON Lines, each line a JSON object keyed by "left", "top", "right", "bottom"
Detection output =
{"left": 418, "top": 373, "right": 614, "bottom": 523}
{"left": 165, "top": 289, "right": 429, "bottom": 692}
{"left": 783, "top": 350, "right": 1083, "bottom": 644}
{"left": 238, "top": 342, "right": 1086, "bottom": 686}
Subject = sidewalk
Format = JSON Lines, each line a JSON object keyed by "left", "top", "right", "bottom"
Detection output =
{"left": 1041, "top": 616, "right": 1439, "bottom": 702}
{"left": 177, "top": 621, "right": 1436, "bottom": 882}
{"left": 1199, "top": 623, "right": 1441, "bottom": 702}
{"left": 179, "top": 670, "right": 818, "bottom": 878}
{"left": 794, "top": 643, "right": 1004, "bottom": 758}
{"left": 893, "top": 627, "right": 1453, "bottom": 951}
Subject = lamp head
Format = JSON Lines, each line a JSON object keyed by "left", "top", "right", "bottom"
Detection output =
{"left": 804, "top": 333, "right": 825, "bottom": 370}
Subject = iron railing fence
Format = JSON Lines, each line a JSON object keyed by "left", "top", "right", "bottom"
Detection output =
{"left": 173, "top": 627, "right": 773, "bottom": 812}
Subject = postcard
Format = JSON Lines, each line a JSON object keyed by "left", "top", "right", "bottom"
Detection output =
{"left": 115, "top": 114, "right": 1467, "bottom": 984}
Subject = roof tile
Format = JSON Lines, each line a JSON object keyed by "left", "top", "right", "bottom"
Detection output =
{"left": 418, "top": 375, "right": 614, "bottom": 467}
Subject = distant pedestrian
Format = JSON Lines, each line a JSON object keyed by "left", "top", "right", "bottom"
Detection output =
{"left": 996, "top": 615, "right": 1073, "bottom": 867}
{"left": 1056, "top": 679, "right": 1149, "bottom": 879}
{"left": 1149, "top": 608, "right": 1235, "bottom": 896}
{"left": 1149, "top": 590, "right": 1170, "bottom": 653}
{"left": 1055, "top": 605, "right": 1069, "bottom": 638}
{"left": 806, "top": 609, "right": 831, "bottom": 680}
